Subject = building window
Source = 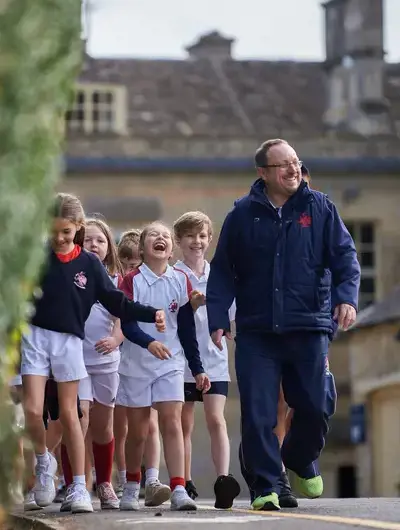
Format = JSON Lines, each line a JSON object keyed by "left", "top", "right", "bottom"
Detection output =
{"left": 345, "top": 221, "right": 376, "bottom": 309}
{"left": 66, "top": 83, "right": 127, "bottom": 134}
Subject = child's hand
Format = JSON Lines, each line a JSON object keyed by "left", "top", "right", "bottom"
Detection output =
{"left": 148, "top": 341, "right": 171, "bottom": 360}
{"left": 190, "top": 290, "right": 206, "bottom": 312}
{"left": 195, "top": 373, "right": 211, "bottom": 394}
{"left": 95, "top": 336, "right": 118, "bottom": 355}
{"left": 155, "top": 310, "right": 166, "bottom": 332}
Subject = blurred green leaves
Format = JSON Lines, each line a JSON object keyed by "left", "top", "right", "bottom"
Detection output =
{"left": 0, "top": 0, "right": 82, "bottom": 508}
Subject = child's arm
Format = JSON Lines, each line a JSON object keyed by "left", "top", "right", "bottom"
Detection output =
{"left": 95, "top": 319, "right": 124, "bottom": 355}
{"left": 121, "top": 321, "right": 171, "bottom": 360}
{"left": 92, "top": 257, "right": 165, "bottom": 328}
{"left": 177, "top": 301, "right": 204, "bottom": 377}
{"left": 121, "top": 320, "right": 156, "bottom": 349}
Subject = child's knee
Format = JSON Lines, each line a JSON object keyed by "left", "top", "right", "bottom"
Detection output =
{"left": 205, "top": 411, "right": 226, "bottom": 433}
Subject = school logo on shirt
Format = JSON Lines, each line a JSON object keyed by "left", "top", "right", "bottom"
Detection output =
{"left": 74, "top": 271, "right": 87, "bottom": 290}
{"left": 298, "top": 213, "right": 312, "bottom": 228}
{"left": 168, "top": 299, "right": 178, "bottom": 313}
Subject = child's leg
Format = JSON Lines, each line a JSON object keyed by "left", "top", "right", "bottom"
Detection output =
{"left": 58, "top": 381, "right": 85, "bottom": 480}
{"left": 157, "top": 401, "right": 185, "bottom": 483}
{"left": 84, "top": 370, "right": 119, "bottom": 507}
{"left": 143, "top": 408, "right": 161, "bottom": 481}
{"left": 113, "top": 405, "right": 128, "bottom": 495}
{"left": 152, "top": 370, "right": 196, "bottom": 511}
{"left": 285, "top": 409, "right": 294, "bottom": 436}
{"left": 85, "top": 426, "right": 94, "bottom": 491}
{"left": 46, "top": 419, "right": 63, "bottom": 453}
{"left": 203, "top": 384, "right": 241, "bottom": 510}
{"left": 203, "top": 394, "right": 229, "bottom": 476}
{"left": 57, "top": 381, "right": 93, "bottom": 513}
{"left": 142, "top": 408, "right": 170, "bottom": 507}
{"left": 114, "top": 405, "right": 128, "bottom": 473}
{"left": 22, "top": 375, "right": 58, "bottom": 507}
{"left": 22, "top": 375, "right": 48, "bottom": 455}
{"left": 275, "top": 384, "right": 289, "bottom": 448}
{"left": 120, "top": 406, "right": 151, "bottom": 510}
{"left": 181, "top": 402, "right": 195, "bottom": 482}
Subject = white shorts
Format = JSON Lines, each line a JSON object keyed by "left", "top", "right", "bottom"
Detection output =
{"left": 116, "top": 370, "right": 184, "bottom": 408}
{"left": 21, "top": 325, "right": 87, "bottom": 383}
{"left": 79, "top": 371, "right": 119, "bottom": 407}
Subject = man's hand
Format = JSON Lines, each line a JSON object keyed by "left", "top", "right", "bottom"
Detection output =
{"left": 195, "top": 373, "right": 211, "bottom": 394}
{"left": 333, "top": 303, "right": 356, "bottom": 331}
{"left": 148, "top": 340, "right": 171, "bottom": 360}
{"left": 211, "top": 329, "right": 232, "bottom": 351}
{"left": 155, "top": 310, "right": 166, "bottom": 332}
{"left": 190, "top": 290, "right": 206, "bottom": 312}
{"left": 95, "top": 336, "right": 118, "bottom": 355}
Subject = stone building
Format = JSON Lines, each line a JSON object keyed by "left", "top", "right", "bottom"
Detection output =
{"left": 61, "top": 0, "right": 400, "bottom": 497}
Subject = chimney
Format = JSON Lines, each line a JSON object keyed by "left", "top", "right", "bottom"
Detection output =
{"left": 185, "top": 31, "right": 235, "bottom": 61}
{"left": 322, "top": 0, "right": 391, "bottom": 136}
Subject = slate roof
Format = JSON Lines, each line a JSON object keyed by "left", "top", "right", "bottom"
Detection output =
{"left": 77, "top": 50, "right": 400, "bottom": 139}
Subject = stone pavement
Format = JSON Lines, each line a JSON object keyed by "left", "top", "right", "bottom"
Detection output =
{"left": 10, "top": 498, "right": 400, "bottom": 530}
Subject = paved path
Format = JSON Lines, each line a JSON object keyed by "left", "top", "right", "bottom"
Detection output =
{"left": 11, "top": 498, "right": 400, "bottom": 530}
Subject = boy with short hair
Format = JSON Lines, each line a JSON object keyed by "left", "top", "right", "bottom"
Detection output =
{"left": 174, "top": 211, "right": 240, "bottom": 510}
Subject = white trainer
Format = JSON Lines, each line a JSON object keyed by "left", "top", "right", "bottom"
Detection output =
{"left": 66, "top": 483, "right": 93, "bottom": 514}
{"left": 170, "top": 487, "right": 197, "bottom": 511}
{"left": 33, "top": 452, "right": 58, "bottom": 507}
{"left": 144, "top": 480, "right": 171, "bottom": 507}
{"left": 23, "top": 490, "right": 42, "bottom": 511}
{"left": 119, "top": 484, "right": 140, "bottom": 511}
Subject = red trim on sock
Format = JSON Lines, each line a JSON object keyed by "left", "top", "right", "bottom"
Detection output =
{"left": 60, "top": 444, "right": 73, "bottom": 487}
{"left": 126, "top": 471, "right": 141, "bottom": 483}
{"left": 170, "top": 477, "right": 185, "bottom": 491}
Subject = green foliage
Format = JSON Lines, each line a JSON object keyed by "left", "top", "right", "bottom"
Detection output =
{"left": 0, "top": 0, "right": 82, "bottom": 509}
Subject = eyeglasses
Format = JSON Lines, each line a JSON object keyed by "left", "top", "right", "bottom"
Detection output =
{"left": 259, "top": 160, "right": 303, "bottom": 170}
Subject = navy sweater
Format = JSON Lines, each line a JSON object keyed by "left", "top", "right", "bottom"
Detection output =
{"left": 31, "top": 249, "right": 158, "bottom": 339}
{"left": 122, "top": 302, "right": 204, "bottom": 378}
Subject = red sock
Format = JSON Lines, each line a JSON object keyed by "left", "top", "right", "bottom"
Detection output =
{"left": 126, "top": 471, "right": 141, "bottom": 483}
{"left": 92, "top": 438, "right": 115, "bottom": 485}
{"left": 60, "top": 444, "right": 73, "bottom": 487}
{"left": 170, "top": 477, "right": 185, "bottom": 491}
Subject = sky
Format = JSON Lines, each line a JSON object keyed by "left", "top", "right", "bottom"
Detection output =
{"left": 85, "top": 0, "right": 400, "bottom": 62}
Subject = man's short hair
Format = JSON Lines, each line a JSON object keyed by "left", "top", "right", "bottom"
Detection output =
{"left": 173, "top": 211, "right": 213, "bottom": 240}
{"left": 254, "top": 139, "right": 288, "bottom": 167}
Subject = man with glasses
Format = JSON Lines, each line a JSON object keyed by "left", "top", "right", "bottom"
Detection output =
{"left": 207, "top": 139, "right": 360, "bottom": 511}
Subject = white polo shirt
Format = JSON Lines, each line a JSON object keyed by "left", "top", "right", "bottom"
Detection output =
{"left": 83, "top": 274, "right": 121, "bottom": 367}
{"left": 175, "top": 260, "right": 231, "bottom": 383}
{"left": 118, "top": 263, "right": 192, "bottom": 379}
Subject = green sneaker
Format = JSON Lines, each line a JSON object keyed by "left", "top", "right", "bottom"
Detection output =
{"left": 251, "top": 492, "right": 280, "bottom": 511}
{"left": 292, "top": 474, "right": 323, "bottom": 499}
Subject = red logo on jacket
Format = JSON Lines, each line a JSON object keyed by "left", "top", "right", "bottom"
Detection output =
{"left": 298, "top": 213, "right": 312, "bottom": 228}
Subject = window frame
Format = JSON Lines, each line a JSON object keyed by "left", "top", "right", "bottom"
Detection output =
{"left": 66, "top": 83, "right": 127, "bottom": 135}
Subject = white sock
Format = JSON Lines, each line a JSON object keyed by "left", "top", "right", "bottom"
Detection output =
{"left": 126, "top": 481, "right": 141, "bottom": 492}
{"left": 173, "top": 484, "right": 185, "bottom": 493}
{"left": 36, "top": 451, "right": 49, "bottom": 466}
{"left": 73, "top": 475, "right": 86, "bottom": 486}
{"left": 145, "top": 467, "right": 159, "bottom": 485}
{"left": 118, "top": 470, "right": 127, "bottom": 484}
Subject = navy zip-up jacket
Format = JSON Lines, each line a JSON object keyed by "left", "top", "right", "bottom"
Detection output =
{"left": 207, "top": 179, "right": 360, "bottom": 335}
{"left": 31, "top": 249, "right": 158, "bottom": 339}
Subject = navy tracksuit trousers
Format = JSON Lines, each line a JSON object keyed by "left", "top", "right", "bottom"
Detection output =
{"left": 235, "top": 330, "right": 331, "bottom": 499}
